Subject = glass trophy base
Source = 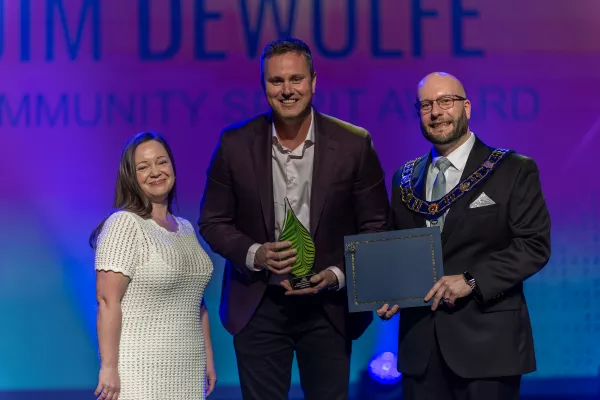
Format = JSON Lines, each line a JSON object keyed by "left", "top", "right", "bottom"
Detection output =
{"left": 290, "top": 273, "right": 316, "bottom": 290}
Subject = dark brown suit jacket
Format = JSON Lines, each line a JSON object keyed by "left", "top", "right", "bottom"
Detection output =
{"left": 391, "top": 137, "right": 551, "bottom": 379}
{"left": 198, "top": 110, "right": 390, "bottom": 339}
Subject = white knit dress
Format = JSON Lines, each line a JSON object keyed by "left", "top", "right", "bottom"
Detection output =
{"left": 95, "top": 211, "right": 214, "bottom": 400}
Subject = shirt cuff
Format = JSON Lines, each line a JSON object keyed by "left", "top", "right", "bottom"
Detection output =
{"left": 326, "top": 266, "right": 345, "bottom": 290}
{"left": 245, "top": 243, "right": 262, "bottom": 271}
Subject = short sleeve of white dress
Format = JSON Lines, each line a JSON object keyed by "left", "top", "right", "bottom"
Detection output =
{"left": 95, "top": 211, "right": 140, "bottom": 278}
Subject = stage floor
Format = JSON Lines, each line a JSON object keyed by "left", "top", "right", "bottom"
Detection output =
{"left": 2, "top": 380, "right": 599, "bottom": 400}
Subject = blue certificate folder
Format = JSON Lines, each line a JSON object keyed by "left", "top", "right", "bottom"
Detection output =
{"left": 344, "top": 227, "right": 444, "bottom": 313}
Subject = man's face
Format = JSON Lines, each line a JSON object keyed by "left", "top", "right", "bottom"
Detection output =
{"left": 417, "top": 78, "right": 471, "bottom": 146}
{"left": 263, "top": 52, "right": 316, "bottom": 122}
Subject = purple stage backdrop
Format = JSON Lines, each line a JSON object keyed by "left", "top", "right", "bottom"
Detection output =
{"left": 1, "top": 0, "right": 599, "bottom": 395}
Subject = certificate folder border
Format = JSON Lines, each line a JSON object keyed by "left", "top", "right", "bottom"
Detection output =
{"left": 344, "top": 231, "right": 442, "bottom": 309}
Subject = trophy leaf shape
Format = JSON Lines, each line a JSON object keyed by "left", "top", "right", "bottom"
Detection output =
{"left": 277, "top": 198, "right": 315, "bottom": 277}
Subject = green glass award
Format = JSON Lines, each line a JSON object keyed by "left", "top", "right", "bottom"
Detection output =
{"left": 277, "top": 197, "right": 316, "bottom": 290}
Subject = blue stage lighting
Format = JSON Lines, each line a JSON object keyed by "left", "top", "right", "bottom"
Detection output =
{"left": 368, "top": 351, "right": 402, "bottom": 384}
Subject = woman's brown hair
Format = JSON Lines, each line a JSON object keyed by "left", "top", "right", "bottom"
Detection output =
{"left": 89, "top": 132, "right": 178, "bottom": 248}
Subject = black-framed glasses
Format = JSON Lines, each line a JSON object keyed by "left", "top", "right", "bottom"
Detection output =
{"left": 414, "top": 95, "right": 466, "bottom": 115}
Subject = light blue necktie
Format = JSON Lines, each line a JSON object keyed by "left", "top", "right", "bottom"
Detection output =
{"left": 431, "top": 157, "right": 452, "bottom": 230}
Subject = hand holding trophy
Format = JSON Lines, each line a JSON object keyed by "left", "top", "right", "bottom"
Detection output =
{"left": 277, "top": 198, "right": 316, "bottom": 290}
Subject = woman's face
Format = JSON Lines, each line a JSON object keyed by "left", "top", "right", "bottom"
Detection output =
{"left": 134, "top": 140, "right": 175, "bottom": 204}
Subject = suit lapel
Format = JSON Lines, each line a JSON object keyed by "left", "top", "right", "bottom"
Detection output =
{"left": 411, "top": 153, "right": 431, "bottom": 227}
{"left": 250, "top": 113, "right": 275, "bottom": 242}
{"left": 441, "top": 138, "right": 492, "bottom": 244}
{"left": 310, "top": 113, "right": 338, "bottom": 237}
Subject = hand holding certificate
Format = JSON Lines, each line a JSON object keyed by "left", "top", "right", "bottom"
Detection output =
{"left": 343, "top": 227, "right": 444, "bottom": 313}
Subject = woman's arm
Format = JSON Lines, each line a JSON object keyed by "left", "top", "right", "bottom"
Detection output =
{"left": 201, "top": 302, "right": 217, "bottom": 396}
{"left": 95, "top": 271, "right": 129, "bottom": 400}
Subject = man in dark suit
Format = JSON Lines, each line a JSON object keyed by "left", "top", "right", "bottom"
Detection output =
{"left": 377, "top": 72, "right": 551, "bottom": 400}
{"left": 198, "top": 37, "right": 389, "bottom": 400}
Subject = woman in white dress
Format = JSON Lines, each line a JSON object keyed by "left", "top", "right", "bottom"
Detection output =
{"left": 90, "top": 132, "right": 216, "bottom": 400}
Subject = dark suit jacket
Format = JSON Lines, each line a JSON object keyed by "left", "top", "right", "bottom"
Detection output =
{"left": 199, "top": 110, "right": 390, "bottom": 339}
{"left": 391, "top": 137, "right": 551, "bottom": 379}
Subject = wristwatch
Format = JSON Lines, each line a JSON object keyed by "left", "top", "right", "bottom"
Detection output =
{"left": 328, "top": 276, "right": 340, "bottom": 291}
{"left": 462, "top": 271, "right": 477, "bottom": 291}
{"left": 325, "top": 269, "right": 340, "bottom": 291}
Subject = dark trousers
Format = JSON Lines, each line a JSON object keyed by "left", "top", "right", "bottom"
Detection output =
{"left": 402, "top": 329, "right": 521, "bottom": 400}
{"left": 233, "top": 285, "right": 351, "bottom": 400}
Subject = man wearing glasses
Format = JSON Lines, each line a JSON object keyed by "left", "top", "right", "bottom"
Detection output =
{"left": 377, "top": 72, "right": 551, "bottom": 400}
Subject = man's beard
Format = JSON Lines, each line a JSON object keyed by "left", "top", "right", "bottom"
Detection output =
{"left": 420, "top": 110, "right": 469, "bottom": 146}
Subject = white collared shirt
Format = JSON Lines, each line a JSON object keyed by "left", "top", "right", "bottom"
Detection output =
{"left": 271, "top": 112, "right": 315, "bottom": 241}
{"left": 425, "top": 132, "right": 476, "bottom": 226}
{"left": 245, "top": 110, "right": 345, "bottom": 289}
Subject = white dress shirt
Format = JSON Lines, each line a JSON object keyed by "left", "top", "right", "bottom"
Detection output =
{"left": 245, "top": 110, "right": 345, "bottom": 289}
{"left": 425, "top": 132, "right": 476, "bottom": 226}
